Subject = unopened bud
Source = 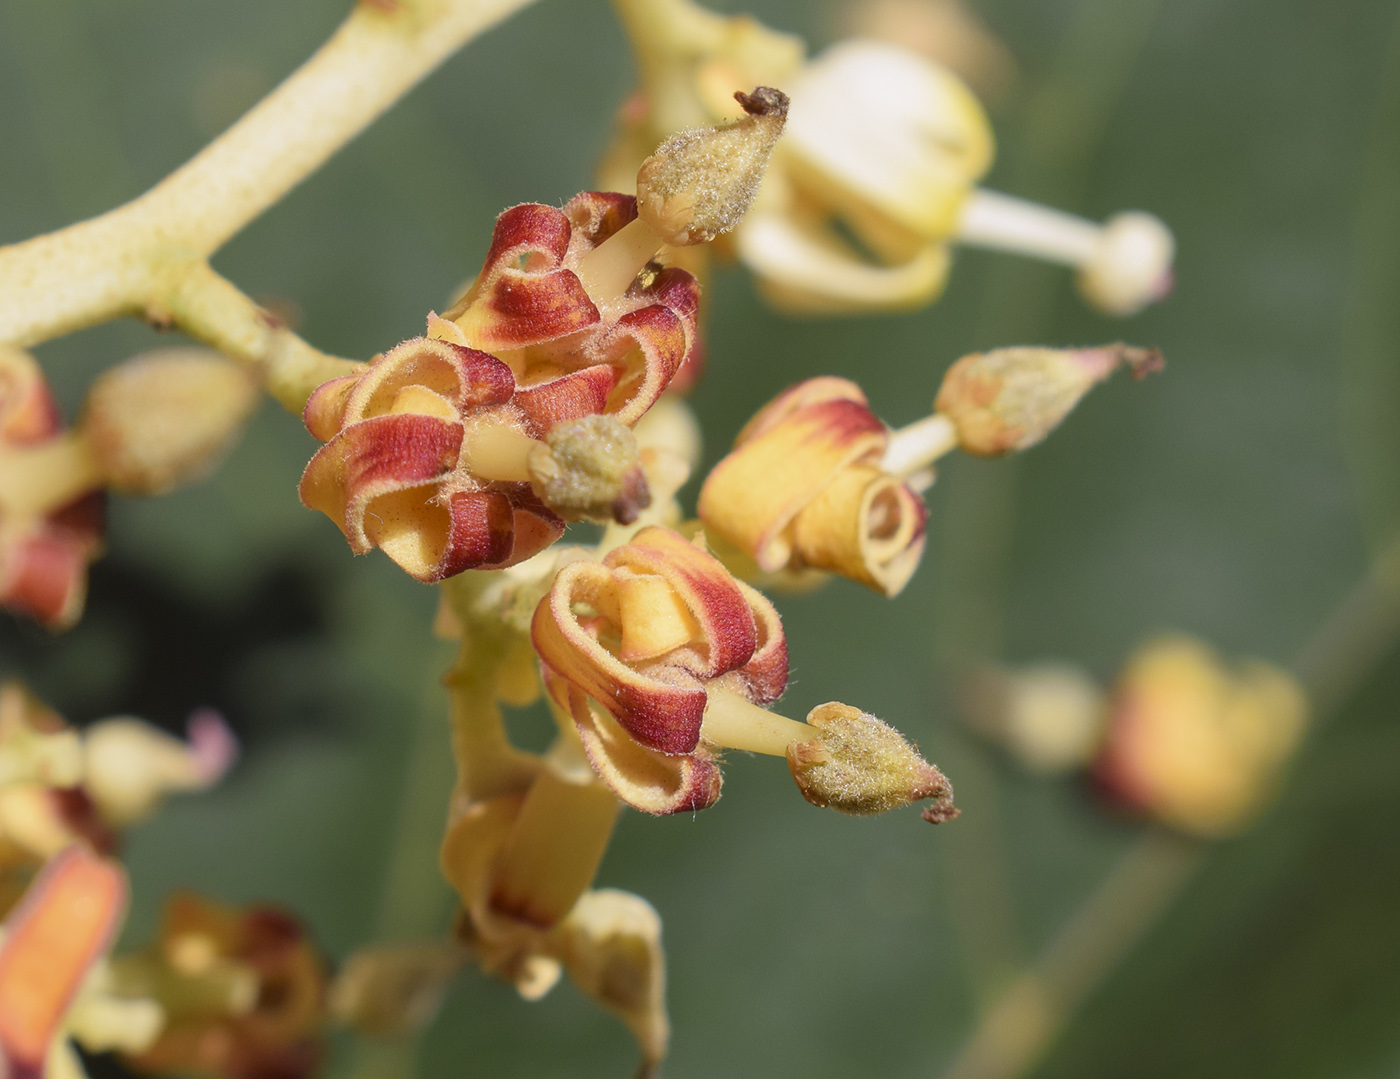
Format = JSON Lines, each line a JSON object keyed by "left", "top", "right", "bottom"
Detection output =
{"left": 1077, "top": 212, "right": 1175, "bottom": 316}
{"left": 964, "top": 663, "right": 1106, "bottom": 773}
{"left": 787, "top": 702, "right": 956, "bottom": 821}
{"left": 935, "top": 342, "right": 1163, "bottom": 456}
{"left": 636, "top": 87, "right": 789, "bottom": 245}
{"left": 82, "top": 349, "right": 261, "bottom": 495}
{"left": 329, "top": 942, "right": 465, "bottom": 1037}
{"left": 530, "top": 415, "right": 651, "bottom": 524}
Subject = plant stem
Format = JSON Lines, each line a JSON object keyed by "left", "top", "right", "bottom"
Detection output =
{"left": 937, "top": 830, "right": 1202, "bottom": 1079}
{"left": 0, "top": 0, "right": 539, "bottom": 408}
{"left": 882, "top": 413, "right": 959, "bottom": 478}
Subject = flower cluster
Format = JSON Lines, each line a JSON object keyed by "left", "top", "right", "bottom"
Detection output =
{"left": 0, "top": 2, "right": 1192, "bottom": 1073}
{"left": 0, "top": 681, "right": 238, "bottom": 913}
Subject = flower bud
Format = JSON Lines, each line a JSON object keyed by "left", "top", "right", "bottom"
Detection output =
{"left": 1076, "top": 212, "right": 1175, "bottom": 316}
{"left": 934, "top": 343, "right": 1163, "bottom": 456}
{"left": 328, "top": 942, "right": 464, "bottom": 1037}
{"left": 636, "top": 87, "right": 789, "bottom": 246}
{"left": 1093, "top": 637, "right": 1307, "bottom": 836}
{"left": 81, "top": 349, "right": 261, "bottom": 496}
{"left": 529, "top": 415, "right": 651, "bottom": 524}
{"left": 787, "top": 702, "right": 956, "bottom": 821}
{"left": 963, "top": 663, "right": 1106, "bottom": 774}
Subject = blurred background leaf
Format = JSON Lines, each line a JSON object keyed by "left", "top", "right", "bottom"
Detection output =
{"left": 3, "top": 1, "right": 1400, "bottom": 1077}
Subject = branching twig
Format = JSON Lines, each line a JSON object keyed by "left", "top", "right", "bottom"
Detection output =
{"left": 0, "top": 0, "right": 539, "bottom": 409}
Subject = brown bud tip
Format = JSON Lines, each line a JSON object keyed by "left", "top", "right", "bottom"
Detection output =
{"left": 82, "top": 348, "right": 261, "bottom": 495}
{"left": 530, "top": 415, "right": 652, "bottom": 524}
{"left": 934, "top": 342, "right": 1163, "bottom": 456}
{"left": 635, "top": 86, "right": 789, "bottom": 246}
{"left": 787, "top": 702, "right": 955, "bottom": 819}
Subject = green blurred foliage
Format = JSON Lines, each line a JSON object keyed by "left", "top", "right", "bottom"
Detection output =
{"left": 2, "top": 1, "right": 1400, "bottom": 1077}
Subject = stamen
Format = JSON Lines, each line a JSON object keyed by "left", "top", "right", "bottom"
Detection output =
{"left": 955, "top": 188, "right": 1100, "bottom": 265}
{"left": 881, "top": 412, "right": 958, "bottom": 477}
{"left": 700, "top": 685, "right": 816, "bottom": 756}
{"left": 459, "top": 420, "right": 541, "bottom": 483}
{"left": 572, "top": 216, "right": 668, "bottom": 310}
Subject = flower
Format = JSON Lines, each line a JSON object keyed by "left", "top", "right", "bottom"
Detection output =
{"left": 0, "top": 346, "right": 105, "bottom": 630}
{"left": 699, "top": 377, "right": 929, "bottom": 596}
{"left": 114, "top": 894, "right": 327, "bottom": 1079}
{"left": 440, "top": 761, "right": 669, "bottom": 1074}
{"left": 299, "top": 336, "right": 569, "bottom": 581}
{"left": 1093, "top": 637, "right": 1308, "bottom": 836}
{"left": 607, "top": 2, "right": 1176, "bottom": 316}
{"left": 738, "top": 39, "right": 994, "bottom": 312}
{"left": 427, "top": 556, "right": 673, "bottom": 1074}
{"left": 439, "top": 190, "right": 702, "bottom": 412}
{"left": 531, "top": 526, "right": 955, "bottom": 820}
{"left": 0, "top": 683, "right": 238, "bottom": 916}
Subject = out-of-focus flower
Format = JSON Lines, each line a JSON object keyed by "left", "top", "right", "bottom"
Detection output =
{"left": 607, "top": 2, "right": 1175, "bottom": 317}
{"left": 1093, "top": 637, "right": 1308, "bottom": 837}
{"left": 0, "top": 684, "right": 238, "bottom": 916}
{"left": 0, "top": 845, "right": 133, "bottom": 1079}
{"left": 700, "top": 377, "right": 928, "bottom": 596}
{"left": 0, "top": 346, "right": 105, "bottom": 630}
{"left": 931, "top": 342, "right": 1163, "bottom": 456}
{"left": 835, "top": 0, "right": 1017, "bottom": 101}
{"left": 532, "top": 526, "right": 955, "bottom": 819}
{"left": 328, "top": 940, "right": 466, "bottom": 1038}
{"left": 115, "top": 894, "right": 327, "bottom": 1079}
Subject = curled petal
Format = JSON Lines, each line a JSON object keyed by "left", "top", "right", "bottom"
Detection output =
{"left": 562, "top": 191, "right": 639, "bottom": 256}
{"left": 341, "top": 338, "right": 515, "bottom": 429}
{"left": 606, "top": 528, "right": 761, "bottom": 682}
{"left": 789, "top": 465, "right": 929, "bottom": 596}
{"left": 449, "top": 204, "right": 601, "bottom": 352}
{"left": 1, "top": 521, "right": 93, "bottom": 631}
{"left": 302, "top": 373, "right": 361, "bottom": 441}
{"left": 700, "top": 391, "right": 887, "bottom": 572}
{"left": 551, "top": 889, "right": 668, "bottom": 1074}
{"left": 534, "top": 561, "right": 709, "bottom": 754}
{"left": 555, "top": 680, "right": 722, "bottom": 816}
{"left": 514, "top": 365, "right": 619, "bottom": 434}
{"left": 737, "top": 212, "right": 950, "bottom": 314}
{"left": 299, "top": 413, "right": 461, "bottom": 555}
{"left": 0, "top": 847, "right": 127, "bottom": 1077}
